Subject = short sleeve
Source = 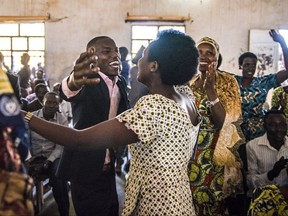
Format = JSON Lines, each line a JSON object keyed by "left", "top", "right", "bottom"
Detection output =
{"left": 176, "top": 85, "right": 195, "bottom": 102}
{"left": 116, "top": 95, "right": 161, "bottom": 144}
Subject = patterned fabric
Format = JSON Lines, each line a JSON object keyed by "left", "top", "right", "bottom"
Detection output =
{"left": 0, "top": 69, "right": 13, "bottom": 94}
{"left": 248, "top": 185, "right": 288, "bottom": 216}
{"left": 234, "top": 73, "right": 279, "bottom": 141}
{"left": 0, "top": 70, "right": 33, "bottom": 215}
{"left": 0, "top": 169, "right": 34, "bottom": 216}
{"left": 116, "top": 86, "right": 200, "bottom": 216}
{"left": 197, "top": 37, "right": 220, "bottom": 59}
{"left": 271, "top": 86, "right": 288, "bottom": 117}
{"left": 188, "top": 71, "right": 244, "bottom": 216}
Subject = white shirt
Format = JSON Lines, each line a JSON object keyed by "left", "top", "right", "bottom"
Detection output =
{"left": 30, "top": 109, "right": 68, "bottom": 162}
{"left": 246, "top": 133, "right": 288, "bottom": 196}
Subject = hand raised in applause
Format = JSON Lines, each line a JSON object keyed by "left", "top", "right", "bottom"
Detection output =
{"left": 204, "top": 62, "right": 217, "bottom": 94}
{"left": 269, "top": 29, "right": 286, "bottom": 45}
{"left": 68, "top": 47, "right": 101, "bottom": 91}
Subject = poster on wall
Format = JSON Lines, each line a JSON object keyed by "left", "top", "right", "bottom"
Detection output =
{"left": 249, "top": 29, "right": 279, "bottom": 76}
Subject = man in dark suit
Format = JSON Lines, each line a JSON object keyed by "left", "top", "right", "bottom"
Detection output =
{"left": 58, "top": 36, "right": 129, "bottom": 216}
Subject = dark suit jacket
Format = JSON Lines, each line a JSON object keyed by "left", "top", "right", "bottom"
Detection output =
{"left": 7, "top": 72, "right": 21, "bottom": 103}
{"left": 57, "top": 74, "right": 129, "bottom": 183}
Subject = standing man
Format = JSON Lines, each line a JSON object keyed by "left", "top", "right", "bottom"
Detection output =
{"left": 0, "top": 52, "right": 21, "bottom": 102}
{"left": 28, "top": 92, "right": 70, "bottom": 216}
{"left": 58, "top": 36, "right": 129, "bottom": 216}
{"left": 17, "top": 53, "right": 32, "bottom": 95}
{"left": 119, "top": 46, "right": 130, "bottom": 85}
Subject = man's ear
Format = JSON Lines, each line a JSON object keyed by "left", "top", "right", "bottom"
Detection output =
{"left": 150, "top": 61, "right": 159, "bottom": 73}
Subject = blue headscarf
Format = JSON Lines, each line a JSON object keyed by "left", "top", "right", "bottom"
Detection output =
{"left": 0, "top": 70, "right": 29, "bottom": 162}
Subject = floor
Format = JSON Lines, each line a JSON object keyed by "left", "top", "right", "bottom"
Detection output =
{"left": 38, "top": 172, "right": 127, "bottom": 216}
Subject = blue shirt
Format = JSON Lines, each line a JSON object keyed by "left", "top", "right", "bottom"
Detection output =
{"left": 234, "top": 73, "right": 279, "bottom": 141}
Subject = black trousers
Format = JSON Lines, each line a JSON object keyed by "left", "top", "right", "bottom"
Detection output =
{"left": 70, "top": 168, "right": 119, "bottom": 216}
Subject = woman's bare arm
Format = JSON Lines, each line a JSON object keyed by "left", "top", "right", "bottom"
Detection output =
{"left": 27, "top": 112, "right": 139, "bottom": 149}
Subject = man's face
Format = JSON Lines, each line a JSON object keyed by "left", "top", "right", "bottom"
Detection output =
{"left": 197, "top": 43, "right": 217, "bottom": 72}
{"left": 21, "top": 54, "right": 30, "bottom": 65}
{"left": 241, "top": 57, "right": 257, "bottom": 79}
{"left": 43, "top": 94, "right": 59, "bottom": 116}
{"left": 36, "top": 71, "right": 43, "bottom": 79}
{"left": 36, "top": 86, "right": 49, "bottom": 102}
{"left": 93, "top": 38, "right": 121, "bottom": 78}
{"left": 264, "top": 113, "right": 287, "bottom": 142}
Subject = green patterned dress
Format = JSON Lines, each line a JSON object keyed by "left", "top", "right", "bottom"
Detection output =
{"left": 188, "top": 71, "right": 244, "bottom": 216}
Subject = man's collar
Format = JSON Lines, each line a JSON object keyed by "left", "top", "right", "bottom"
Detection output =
{"left": 98, "top": 71, "right": 119, "bottom": 84}
{"left": 37, "top": 109, "right": 57, "bottom": 121}
{"left": 259, "top": 133, "right": 288, "bottom": 149}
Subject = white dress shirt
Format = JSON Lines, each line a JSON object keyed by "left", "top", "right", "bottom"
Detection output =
{"left": 246, "top": 133, "right": 288, "bottom": 196}
{"left": 30, "top": 109, "right": 68, "bottom": 162}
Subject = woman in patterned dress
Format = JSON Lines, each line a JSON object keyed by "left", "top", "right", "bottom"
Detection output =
{"left": 188, "top": 37, "right": 244, "bottom": 215}
{"left": 23, "top": 29, "right": 201, "bottom": 215}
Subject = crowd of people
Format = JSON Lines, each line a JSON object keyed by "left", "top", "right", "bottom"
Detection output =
{"left": 0, "top": 28, "right": 288, "bottom": 216}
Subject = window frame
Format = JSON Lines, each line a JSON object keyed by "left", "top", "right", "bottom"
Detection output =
{"left": 0, "top": 23, "right": 45, "bottom": 73}
{"left": 131, "top": 24, "right": 186, "bottom": 59}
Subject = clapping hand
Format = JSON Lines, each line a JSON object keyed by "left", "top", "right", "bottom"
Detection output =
{"left": 272, "top": 156, "right": 288, "bottom": 178}
{"left": 68, "top": 47, "right": 101, "bottom": 91}
{"left": 204, "top": 62, "right": 217, "bottom": 93}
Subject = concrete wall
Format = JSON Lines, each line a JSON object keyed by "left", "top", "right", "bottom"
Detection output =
{"left": 1, "top": 0, "right": 288, "bottom": 84}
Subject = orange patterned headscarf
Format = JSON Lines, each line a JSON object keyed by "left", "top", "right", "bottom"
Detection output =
{"left": 197, "top": 36, "right": 220, "bottom": 59}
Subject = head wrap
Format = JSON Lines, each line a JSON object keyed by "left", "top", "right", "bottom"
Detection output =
{"left": 197, "top": 37, "right": 220, "bottom": 59}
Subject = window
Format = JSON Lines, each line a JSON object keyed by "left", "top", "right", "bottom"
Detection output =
{"left": 131, "top": 25, "right": 185, "bottom": 59}
{"left": 0, "top": 23, "right": 45, "bottom": 74}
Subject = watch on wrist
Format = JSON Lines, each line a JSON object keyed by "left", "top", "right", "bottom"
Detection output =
{"left": 206, "top": 98, "right": 220, "bottom": 109}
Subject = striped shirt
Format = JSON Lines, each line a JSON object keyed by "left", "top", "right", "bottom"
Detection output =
{"left": 246, "top": 133, "right": 288, "bottom": 196}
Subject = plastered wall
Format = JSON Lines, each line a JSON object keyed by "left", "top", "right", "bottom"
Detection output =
{"left": 1, "top": 0, "right": 288, "bottom": 84}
